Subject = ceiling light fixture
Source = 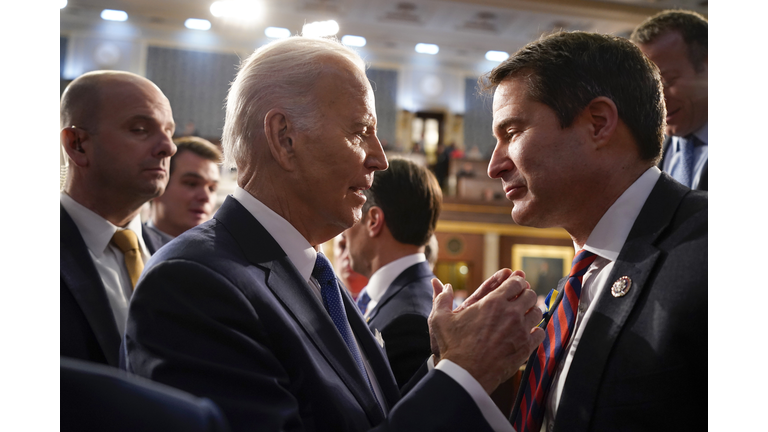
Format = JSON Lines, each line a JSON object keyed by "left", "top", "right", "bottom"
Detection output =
{"left": 264, "top": 27, "right": 291, "bottom": 39}
{"left": 485, "top": 50, "right": 509, "bottom": 62}
{"left": 185, "top": 18, "right": 212, "bottom": 31}
{"left": 60, "top": 0, "right": 67, "bottom": 9}
{"left": 302, "top": 20, "right": 339, "bottom": 37}
{"left": 415, "top": 43, "right": 439, "bottom": 55}
{"left": 101, "top": 9, "right": 128, "bottom": 22}
{"left": 341, "top": 35, "right": 366, "bottom": 47}
{"left": 210, "top": 1, "right": 263, "bottom": 18}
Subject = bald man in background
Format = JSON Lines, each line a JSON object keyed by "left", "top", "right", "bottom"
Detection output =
{"left": 60, "top": 70, "right": 176, "bottom": 367}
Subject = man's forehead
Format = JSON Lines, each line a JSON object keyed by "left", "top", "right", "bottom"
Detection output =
{"left": 492, "top": 77, "right": 527, "bottom": 112}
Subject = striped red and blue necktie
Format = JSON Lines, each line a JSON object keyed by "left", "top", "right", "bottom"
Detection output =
{"left": 513, "top": 249, "right": 598, "bottom": 432}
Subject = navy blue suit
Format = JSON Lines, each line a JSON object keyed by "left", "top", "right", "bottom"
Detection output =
{"left": 61, "top": 357, "right": 230, "bottom": 432}
{"left": 60, "top": 205, "right": 171, "bottom": 366}
{"left": 509, "top": 173, "right": 707, "bottom": 431}
{"left": 366, "top": 261, "right": 434, "bottom": 388}
{"left": 123, "top": 197, "right": 495, "bottom": 432}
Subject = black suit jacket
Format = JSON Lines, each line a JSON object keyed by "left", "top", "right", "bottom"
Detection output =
{"left": 509, "top": 173, "right": 707, "bottom": 431}
{"left": 366, "top": 261, "right": 434, "bottom": 388}
{"left": 60, "top": 205, "right": 171, "bottom": 366}
{"left": 61, "top": 357, "right": 230, "bottom": 432}
{"left": 659, "top": 136, "right": 708, "bottom": 190}
{"left": 123, "top": 196, "right": 494, "bottom": 432}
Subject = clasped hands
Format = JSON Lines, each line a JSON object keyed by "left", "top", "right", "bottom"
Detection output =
{"left": 428, "top": 269, "right": 545, "bottom": 394}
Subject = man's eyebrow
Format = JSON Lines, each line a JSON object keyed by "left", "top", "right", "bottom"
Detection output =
{"left": 493, "top": 116, "right": 525, "bottom": 134}
{"left": 125, "top": 114, "right": 176, "bottom": 130}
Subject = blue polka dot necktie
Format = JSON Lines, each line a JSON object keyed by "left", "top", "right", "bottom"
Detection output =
{"left": 313, "top": 253, "right": 380, "bottom": 406}
{"left": 357, "top": 289, "right": 371, "bottom": 314}
{"left": 513, "top": 249, "right": 598, "bottom": 432}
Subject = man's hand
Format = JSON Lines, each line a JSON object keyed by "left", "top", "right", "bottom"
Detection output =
{"left": 428, "top": 274, "right": 545, "bottom": 395}
{"left": 454, "top": 268, "right": 523, "bottom": 312}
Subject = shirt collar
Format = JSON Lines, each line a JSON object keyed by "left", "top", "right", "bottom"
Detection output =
{"left": 673, "top": 122, "right": 708, "bottom": 150}
{"left": 365, "top": 253, "right": 426, "bottom": 303}
{"left": 581, "top": 167, "right": 661, "bottom": 262}
{"left": 60, "top": 191, "right": 149, "bottom": 258}
{"left": 232, "top": 186, "right": 317, "bottom": 284}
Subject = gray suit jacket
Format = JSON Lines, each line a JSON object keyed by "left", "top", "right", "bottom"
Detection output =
{"left": 510, "top": 173, "right": 707, "bottom": 431}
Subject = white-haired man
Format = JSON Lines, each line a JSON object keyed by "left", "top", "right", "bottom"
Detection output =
{"left": 124, "top": 36, "right": 543, "bottom": 432}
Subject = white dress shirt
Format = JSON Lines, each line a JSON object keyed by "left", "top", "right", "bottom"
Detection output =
{"left": 540, "top": 167, "right": 661, "bottom": 432}
{"left": 360, "top": 253, "right": 426, "bottom": 318}
{"left": 60, "top": 192, "right": 151, "bottom": 335}
{"left": 662, "top": 123, "right": 708, "bottom": 189}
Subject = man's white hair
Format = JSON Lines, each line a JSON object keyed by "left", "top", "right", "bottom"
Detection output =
{"left": 222, "top": 36, "right": 367, "bottom": 170}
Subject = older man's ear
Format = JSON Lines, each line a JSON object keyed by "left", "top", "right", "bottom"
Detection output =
{"left": 264, "top": 108, "right": 297, "bottom": 172}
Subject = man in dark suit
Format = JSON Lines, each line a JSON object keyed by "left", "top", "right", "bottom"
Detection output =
{"left": 61, "top": 357, "right": 231, "bottom": 432}
{"left": 124, "top": 36, "right": 545, "bottom": 432}
{"left": 631, "top": 10, "right": 708, "bottom": 191}
{"left": 485, "top": 32, "right": 707, "bottom": 431}
{"left": 60, "top": 71, "right": 176, "bottom": 366}
{"left": 344, "top": 158, "right": 441, "bottom": 388}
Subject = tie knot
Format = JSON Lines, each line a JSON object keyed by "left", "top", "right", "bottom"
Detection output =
{"left": 569, "top": 249, "right": 597, "bottom": 278}
{"left": 312, "top": 253, "right": 336, "bottom": 287}
{"left": 112, "top": 229, "right": 140, "bottom": 254}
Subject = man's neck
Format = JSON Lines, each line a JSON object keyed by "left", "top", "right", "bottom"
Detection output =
{"left": 64, "top": 187, "right": 143, "bottom": 228}
{"left": 565, "top": 163, "right": 652, "bottom": 249}
{"left": 367, "top": 241, "right": 422, "bottom": 278}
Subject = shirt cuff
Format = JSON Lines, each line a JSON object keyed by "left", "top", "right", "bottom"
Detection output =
{"left": 433, "top": 357, "right": 516, "bottom": 432}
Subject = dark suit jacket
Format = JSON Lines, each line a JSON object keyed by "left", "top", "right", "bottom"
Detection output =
{"left": 123, "top": 196, "right": 494, "bottom": 432}
{"left": 142, "top": 222, "right": 175, "bottom": 245}
{"left": 60, "top": 204, "right": 171, "bottom": 367}
{"left": 61, "top": 357, "right": 230, "bottom": 432}
{"left": 509, "top": 173, "right": 707, "bottom": 431}
{"left": 366, "top": 261, "right": 434, "bottom": 388}
{"left": 659, "top": 136, "right": 708, "bottom": 190}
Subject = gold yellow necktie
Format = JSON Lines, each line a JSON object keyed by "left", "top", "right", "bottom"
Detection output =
{"left": 111, "top": 230, "right": 145, "bottom": 291}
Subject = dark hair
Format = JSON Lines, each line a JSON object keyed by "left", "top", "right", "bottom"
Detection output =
{"left": 170, "top": 136, "right": 222, "bottom": 175}
{"left": 482, "top": 31, "right": 665, "bottom": 163}
{"left": 630, "top": 10, "right": 708, "bottom": 72}
{"left": 362, "top": 158, "right": 442, "bottom": 247}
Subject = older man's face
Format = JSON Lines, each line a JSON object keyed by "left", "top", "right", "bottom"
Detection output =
{"left": 291, "top": 63, "right": 388, "bottom": 238}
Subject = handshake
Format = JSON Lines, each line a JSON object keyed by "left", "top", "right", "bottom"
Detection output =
{"left": 428, "top": 269, "right": 546, "bottom": 394}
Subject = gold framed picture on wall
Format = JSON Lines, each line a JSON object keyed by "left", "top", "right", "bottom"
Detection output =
{"left": 511, "top": 244, "right": 574, "bottom": 296}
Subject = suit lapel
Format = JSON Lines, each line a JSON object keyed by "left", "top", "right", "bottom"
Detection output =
{"left": 60, "top": 205, "right": 121, "bottom": 366}
{"left": 367, "top": 262, "right": 431, "bottom": 321}
{"left": 344, "top": 286, "right": 401, "bottom": 407}
{"left": 214, "top": 197, "right": 387, "bottom": 424}
{"left": 553, "top": 174, "right": 688, "bottom": 429}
